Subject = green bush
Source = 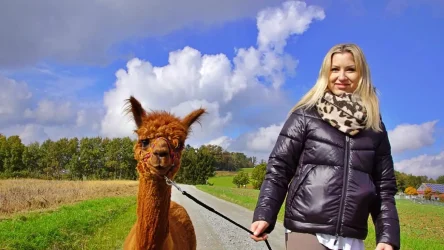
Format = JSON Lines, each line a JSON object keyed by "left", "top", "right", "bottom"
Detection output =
{"left": 233, "top": 171, "right": 249, "bottom": 188}
{"left": 251, "top": 163, "right": 267, "bottom": 189}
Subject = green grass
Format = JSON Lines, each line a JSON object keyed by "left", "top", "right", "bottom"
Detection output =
{"left": 0, "top": 196, "right": 137, "bottom": 250}
{"left": 197, "top": 185, "right": 285, "bottom": 220}
{"left": 196, "top": 185, "right": 444, "bottom": 250}
{"left": 209, "top": 168, "right": 256, "bottom": 188}
{"left": 240, "top": 167, "right": 254, "bottom": 174}
{"left": 207, "top": 175, "right": 236, "bottom": 188}
{"left": 77, "top": 201, "right": 137, "bottom": 250}
{"left": 4, "top": 168, "right": 442, "bottom": 250}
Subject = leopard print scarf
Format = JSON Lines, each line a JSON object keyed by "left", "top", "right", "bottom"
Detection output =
{"left": 316, "top": 91, "right": 367, "bottom": 136}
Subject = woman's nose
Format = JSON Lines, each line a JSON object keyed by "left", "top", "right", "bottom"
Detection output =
{"left": 338, "top": 71, "right": 347, "bottom": 80}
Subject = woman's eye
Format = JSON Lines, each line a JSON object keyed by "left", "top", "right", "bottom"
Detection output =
{"left": 141, "top": 139, "right": 149, "bottom": 147}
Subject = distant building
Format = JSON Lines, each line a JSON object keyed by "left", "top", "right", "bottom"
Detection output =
{"left": 417, "top": 183, "right": 444, "bottom": 201}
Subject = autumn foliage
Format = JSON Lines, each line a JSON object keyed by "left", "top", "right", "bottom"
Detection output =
{"left": 404, "top": 186, "right": 418, "bottom": 195}
{"left": 424, "top": 187, "right": 433, "bottom": 200}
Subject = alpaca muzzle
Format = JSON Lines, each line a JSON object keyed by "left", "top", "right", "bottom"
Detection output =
{"left": 142, "top": 137, "right": 181, "bottom": 176}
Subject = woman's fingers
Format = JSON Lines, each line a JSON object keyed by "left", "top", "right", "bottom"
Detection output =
{"left": 250, "top": 220, "right": 269, "bottom": 241}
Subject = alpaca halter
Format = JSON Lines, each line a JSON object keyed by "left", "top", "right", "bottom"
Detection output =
{"left": 142, "top": 137, "right": 182, "bottom": 175}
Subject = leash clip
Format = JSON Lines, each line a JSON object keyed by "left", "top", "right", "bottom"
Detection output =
{"left": 164, "top": 176, "right": 183, "bottom": 193}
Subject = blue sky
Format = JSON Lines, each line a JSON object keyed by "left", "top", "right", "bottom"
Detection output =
{"left": 1, "top": 0, "right": 443, "bottom": 178}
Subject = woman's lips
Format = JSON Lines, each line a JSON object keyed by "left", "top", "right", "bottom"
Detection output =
{"left": 335, "top": 83, "right": 349, "bottom": 89}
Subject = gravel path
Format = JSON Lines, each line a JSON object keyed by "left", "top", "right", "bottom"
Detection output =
{"left": 171, "top": 184, "right": 286, "bottom": 250}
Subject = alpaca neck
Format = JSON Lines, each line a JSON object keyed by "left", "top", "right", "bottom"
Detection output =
{"left": 135, "top": 175, "right": 171, "bottom": 249}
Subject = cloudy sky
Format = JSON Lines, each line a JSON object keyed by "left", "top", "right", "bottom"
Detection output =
{"left": 1, "top": 0, "right": 443, "bottom": 179}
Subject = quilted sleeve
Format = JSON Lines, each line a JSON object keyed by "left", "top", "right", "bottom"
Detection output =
{"left": 252, "top": 109, "right": 306, "bottom": 233}
{"left": 370, "top": 123, "right": 401, "bottom": 250}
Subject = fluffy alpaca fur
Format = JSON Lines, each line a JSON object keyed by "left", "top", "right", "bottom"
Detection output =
{"left": 123, "top": 96, "right": 205, "bottom": 250}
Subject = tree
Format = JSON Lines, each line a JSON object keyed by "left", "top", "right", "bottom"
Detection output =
{"left": 4, "top": 131, "right": 442, "bottom": 187}
{"left": 65, "top": 137, "right": 81, "bottom": 180}
{"left": 436, "top": 175, "right": 444, "bottom": 184}
{"left": 3, "top": 136, "right": 26, "bottom": 176}
{"left": 251, "top": 162, "right": 267, "bottom": 189}
{"left": 233, "top": 171, "right": 249, "bottom": 188}
{"left": 424, "top": 187, "right": 433, "bottom": 200}
{"left": 194, "top": 145, "right": 217, "bottom": 184}
{"left": 202, "top": 144, "right": 224, "bottom": 170}
{"left": 395, "top": 171, "right": 407, "bottom": 192}
{"left": 175, "top": 145, "right": 216, "bottom": 185}
{"left": 0, "top": 134, "right": 6, "bottom": 173}
{"left": 251, "top": 156, "right": 257, "bottom": 166}
{"left": 22, "top": 142, "right": 42, "bottom": 178}
{"left": 405, "top": 174, "right": 422, "bottom": 189}
{"left": 404, "top": 186, "right": 417, "bottom": 196}
{"left": 55, "top": 137, "right": 72, "bottom": 179}
{"left": 120, "top": 137, "right": 138, "bottom": 180}
{"left": 79, "top": 137, "right": 103, "bottom": 180}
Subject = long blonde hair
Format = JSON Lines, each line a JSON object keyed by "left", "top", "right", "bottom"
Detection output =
{"left": 290, "top": 43, "right": 382, "bottom": 132}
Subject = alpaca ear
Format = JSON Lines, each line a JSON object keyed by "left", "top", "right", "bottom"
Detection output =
{"left": 181, "top": 108, "right": 206, "bottom": 129}
{"left": 124, "top": 96, "right": 146, "bottom": 128}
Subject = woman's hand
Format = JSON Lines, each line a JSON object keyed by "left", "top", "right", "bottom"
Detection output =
{"left": 250, "top": 220, "right": 270, "bottom": 242}
{"left": 375, "top": 243, "right": 394, "bottom": 250}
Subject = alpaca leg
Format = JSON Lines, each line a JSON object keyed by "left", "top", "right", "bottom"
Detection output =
{"left": 163, "top": 233, "right": 175, "bottom": 249}
{"left": 169, "top": 201, "right": 197, "bottom": 250}
{"left": 124, "top": 223, "right": 137, "bottom": 250}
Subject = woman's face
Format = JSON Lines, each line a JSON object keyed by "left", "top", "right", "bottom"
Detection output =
{"left": 328, "top": 52, "right": 359, "bottom": 95}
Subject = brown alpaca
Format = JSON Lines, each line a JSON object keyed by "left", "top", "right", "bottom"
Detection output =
{"left": 123, "top": 96, "right": 205, "bottom": 250}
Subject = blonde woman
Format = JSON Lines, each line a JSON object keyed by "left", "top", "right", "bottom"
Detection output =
{"left": 250, "top": 43, "right": 400, "bottom": 250}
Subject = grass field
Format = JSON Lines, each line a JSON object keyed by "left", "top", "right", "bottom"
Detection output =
{"left": 208, "top": 168, "right": 255, "bottom": 188}
{"left": 0, "top": 179, "right": 138, "bottom": 218}
{"left": 197, "top": 172, "right": 444, "bottom": 250}
{"left": 0, "top": 196, "right": 137, "bottom": 249}
{"left": 0, "top": 179, "right": 140, "bottom": 249}
{"left": 2, "top": 172, "right": 443, "bottom": 249}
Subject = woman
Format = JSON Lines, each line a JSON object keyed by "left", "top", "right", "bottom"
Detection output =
{"left": 250, "top": 43, "right": 400, "bottom": 250}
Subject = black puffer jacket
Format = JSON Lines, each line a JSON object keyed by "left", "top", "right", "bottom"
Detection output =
{"left": 253, "top": 107, "right": 400, "bottom": 249}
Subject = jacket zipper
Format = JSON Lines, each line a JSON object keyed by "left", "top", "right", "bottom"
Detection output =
{"left": 334, "top": 135, "right": 350, "bottom": 245}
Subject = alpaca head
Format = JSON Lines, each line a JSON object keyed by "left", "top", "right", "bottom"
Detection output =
{"left": 125, "top": 96, "right": 206, "bottom": 179}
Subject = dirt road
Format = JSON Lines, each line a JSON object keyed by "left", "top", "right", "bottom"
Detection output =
{"left": 171, "top": 184, "right": 286, "bottom": 250}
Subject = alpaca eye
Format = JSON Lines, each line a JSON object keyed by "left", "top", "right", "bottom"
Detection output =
{"left": 140, "top": 139, "right": 150, "bottom": 148}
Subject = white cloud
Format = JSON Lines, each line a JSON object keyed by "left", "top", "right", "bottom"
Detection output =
{"left": 388, "top": 121, "right": 437, "bottom": 154}
{"left": 257, "top": 1, "right": 325, "bottom": 53}
{"left": 223, "top": 119, "right": 441, "bottom": 171}
{"left": 395, "top": 151, "right": 444, "bottom": 179}
{"left": 247, "top": 123, "right": 284, "bottom": 152}
{"left": 76, "top": 109, "right": 101, "bottom": 130}
{"left": 0, "top": 76, "right": 32, "bottom": 124}
{"left": 170, "top": 99, "right": 232, "bottom": 145}
{"left": 206, "top": 136, "right": 233, "bottom": 150}
{"left": 0, "top": 74, "right": 104, "bottom": 144}
{"left": 18, "top": 125, "right": 50, "bottom": 145}
{"left": 101, "top": 1, "right": 325, "bottom": 146}
{"left": 24, "top": 100, "right": 75, "bottom": 125}
{"left": 2, "top": 116, "right": 102, "bottom": 145}
{"left": 0, "top": 0, "right": 294, "bottom": 68}
{"left": 1, "top": 124, "right": 48, "bottom": 144}
{"left": 224, "top": 122, "right": 284, "bottom": 162}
